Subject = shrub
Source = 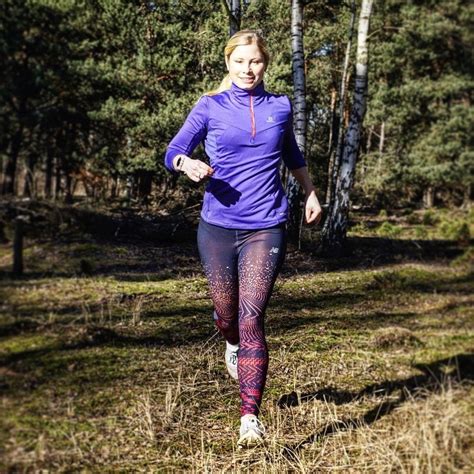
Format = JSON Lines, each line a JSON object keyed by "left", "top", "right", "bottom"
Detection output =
{"left": 437, "top": 219, "right": 471, "bottom": 243}
{"left": 451, "top": 247, "right": 474, "bottom": 267}
{"left": 376, "top": 221, "right": 403, "bottom": 238}
{"left": 406, "top": 212, "right": 421, "bottom": 225}
{"left": 422, "top": 210, "right": 440, "bottom": 226}
{"left": 414, "top": 225, "right": 429, "bottom": 239}
{"left": 349, "top": 223, "right": 369, "bottom": 235}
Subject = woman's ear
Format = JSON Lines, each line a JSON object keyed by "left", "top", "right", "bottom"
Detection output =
{"left": 225, "top": 58, "right": 230, "bottom": 71}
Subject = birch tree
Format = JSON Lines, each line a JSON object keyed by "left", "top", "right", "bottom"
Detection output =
{"left": 320, "top": 0, "right": 374, "bottom": 251}
{"left": 286, "top": 0, "right": 306, "bottom": 243}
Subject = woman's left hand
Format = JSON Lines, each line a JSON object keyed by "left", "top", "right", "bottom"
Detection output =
{"left": 305, "top": 190, "right": 322, "bottom": 225}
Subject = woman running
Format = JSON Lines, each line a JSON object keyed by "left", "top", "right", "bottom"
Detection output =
{"left": 164, "top": 29, "right": 322, "bottom": 447}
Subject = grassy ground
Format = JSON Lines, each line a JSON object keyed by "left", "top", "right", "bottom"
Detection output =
{"left": 0, "top": 203, "right": 473, "bottom": 472}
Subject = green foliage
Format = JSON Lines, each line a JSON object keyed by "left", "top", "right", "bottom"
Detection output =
{"left": 360, "top": 0, "right": 473, "bottom": 206}
{"left": 376, "top": 221, "right": 403, "bottom": 238}
{"left": 406, "top": 212, "right": 421, "bottom": 225}
{"left": 349, "top": 222, "right": 369, "bottom": 235}
{"left": 437, "top": 218, "right": 471, "bottom": 242}
{"left": 0, "top": 0, "right": 471, "bottom": 207}
{"left": 414, "top": 225, "right": 429, "bottom": 239}
{"left": 422, "top": 210, "right": 440, "bottom": 226}
{"left": 450, "top": 246, "right": 474, "bottom": 267}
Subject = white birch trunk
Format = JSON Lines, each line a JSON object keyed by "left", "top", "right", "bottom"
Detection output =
{"left": 321, "top": 0, "right": 374, "bottom": 250}
{"left": 287, "top": 0, "right": 306, "bottom": 242}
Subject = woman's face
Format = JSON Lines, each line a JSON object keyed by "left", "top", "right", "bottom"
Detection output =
{"left": 226, "top": 43, "right": 266, "bottom": 91}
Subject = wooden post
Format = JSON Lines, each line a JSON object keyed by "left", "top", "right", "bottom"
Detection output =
{"left": 13, "top": 216, "right": 25, "bottom": 277}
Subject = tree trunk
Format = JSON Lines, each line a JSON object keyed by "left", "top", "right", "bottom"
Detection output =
{"left": 230, "top": 0, "right": 240, "bottom": 36}
{"left": 55, "top": 156, "right": 62, "bottom": 199}
{"left": 65, "top": 171, "right": 73, "bottom": 204}
{"left": 327, "top": 88, "right": 337, "bottom": 155}
{"left": 286, "top": 0, "right": 306, "bottom": 244}
{"left": 111, "top": 175, "right": 119, "bottom": 199}
{"left": 138, "top": 170, "right": 153, "bottom": 203}
{"left": 222, "top": 0, "right": 240, "bottom": 37}
{"left": 379, "top": 120, "right": 385, "bottom": 154}
{"left": 2, "top": 127, "right": 23, "bottom": 195}
{"left": 325, "top": 88, "right": 338, "bottom": 205}
{"left": 423, "top": 186, "right": 435, "bottom": 208}
{"left": 376, "top": 120, "right": 385, "bottom": 174}
{"left": 325, "top": 0, "right": 356, "bottom": 210}
{"left": 366, "top": 125, "right": 373, "bottom": 153}
{"left": 45, "top": 146, "right": 54, "bottom": 198}
{"left": 23, "top": 152, "right": 38, "bottom": 198}
{"left": 321, "top": 0, "right": 374, "bottom": 252}
{"left": 462, "top": 183, "right": 471, "bottom": 209}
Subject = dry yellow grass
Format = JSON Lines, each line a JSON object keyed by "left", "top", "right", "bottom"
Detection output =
{"left": 1, "top": 229, "right": 473, "bottom": 472}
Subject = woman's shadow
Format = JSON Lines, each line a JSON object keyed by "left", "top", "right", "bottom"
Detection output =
{"left": 277, "top": 353, "right": 474, "bottom": 458}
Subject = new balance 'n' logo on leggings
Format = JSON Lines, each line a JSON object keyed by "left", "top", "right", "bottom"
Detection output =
{"left": 197, "top": 219, "right": 287, "bottom": 416}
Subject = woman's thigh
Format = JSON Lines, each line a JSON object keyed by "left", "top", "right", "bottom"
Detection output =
{"left": 237, "top": 226, "right": 287, "bottom": 312}
{"left": 197, "top": 219, "right": 239, "bottom": 319}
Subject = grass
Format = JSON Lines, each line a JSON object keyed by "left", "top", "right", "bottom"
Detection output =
{"left": 0, "top": 203, "right": 473, "bottom": 472}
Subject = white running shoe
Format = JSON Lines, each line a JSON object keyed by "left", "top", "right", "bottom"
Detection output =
{"left": 225, "top": 341, "right": 239, "bottom": 380}
{"left": 238, "top": 414, "right": 265, "bottom": 448}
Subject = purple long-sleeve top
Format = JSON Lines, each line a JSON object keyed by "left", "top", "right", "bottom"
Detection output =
{"left": 164, "top": 81, "right": 306, "bottom": 229}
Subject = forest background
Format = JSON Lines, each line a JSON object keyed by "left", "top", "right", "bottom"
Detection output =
{"left": 0, "top": 0, "right": 473, "bottom": 472}
{"left": 1, "top": 0, "right": 472, "bottom": 213}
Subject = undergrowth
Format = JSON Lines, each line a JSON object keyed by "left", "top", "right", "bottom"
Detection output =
{"left": 0, "top": 204, "right": 473, "bottom": 472}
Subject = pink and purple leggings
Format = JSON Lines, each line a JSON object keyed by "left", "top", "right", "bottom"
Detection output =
{"left": 197, "top": 219, "right": 286, "bottom": 416}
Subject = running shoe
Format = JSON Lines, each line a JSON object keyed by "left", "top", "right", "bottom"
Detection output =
{"left": 238, "top": 414, "right": 265, "bottom": 448}
{"left": 225, "top": 341, "right": 239, "bottom": 380}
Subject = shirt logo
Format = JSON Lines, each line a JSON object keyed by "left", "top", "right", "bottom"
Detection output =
{"left": 269, "top": 247, "right": 279, "bottom": 254}
{"left": 266, "top": 115, "right": 275, "bottom": 123}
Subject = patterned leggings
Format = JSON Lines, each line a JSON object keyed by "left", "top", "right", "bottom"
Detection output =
{"left": 197, "top": 218, "right": 286, "bottom": 416}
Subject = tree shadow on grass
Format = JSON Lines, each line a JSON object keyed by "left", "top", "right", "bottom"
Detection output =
{"left": 278, "top": 353, "right": 474, "bottom": 460}
{"left": 283, "top": 235, "right": 469, "bottom": 278}
{"left": 2, "top": 266, "right": 471, "bottom": 343}
{"left": 0, "top": 234, "right": 468, "bottom": 283}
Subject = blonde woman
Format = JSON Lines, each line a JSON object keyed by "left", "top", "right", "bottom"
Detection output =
{"left": 165, "top": 30, "right": 321, "bottom": 447}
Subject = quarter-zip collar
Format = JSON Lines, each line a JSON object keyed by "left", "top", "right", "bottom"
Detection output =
{"left": 230, "top": 81, "right": 266, "bottom": 106}
{"left": 230, "top": 82, "right": 266, "bottom": 140}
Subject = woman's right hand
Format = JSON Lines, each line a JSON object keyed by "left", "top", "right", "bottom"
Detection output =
{"left": 174, "top": 155, "right": 214, "bottom": 182}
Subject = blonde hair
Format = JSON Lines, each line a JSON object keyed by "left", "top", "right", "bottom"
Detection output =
{"left": 205, "top": 29, "right": 270, "bottom": 96}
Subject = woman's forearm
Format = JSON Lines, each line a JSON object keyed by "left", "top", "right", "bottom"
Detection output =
{"left": 289, "top": 166, "right": 316, "bottom": 194}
